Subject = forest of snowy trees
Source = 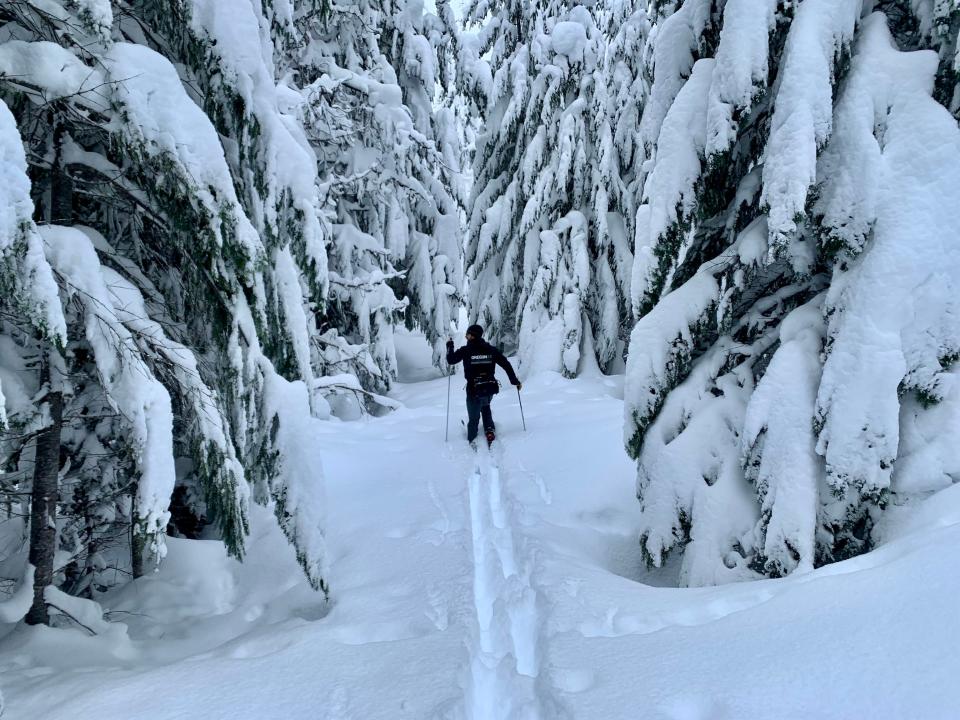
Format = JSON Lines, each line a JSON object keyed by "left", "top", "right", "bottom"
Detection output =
{"left": 2, "top": 0, "right": 960, "bottom": 639}
{"left": 464, "top": 0, "right": 960, "bottom": 585}
{"left": 0, "top": 0, "right": 461, "bottom": 623}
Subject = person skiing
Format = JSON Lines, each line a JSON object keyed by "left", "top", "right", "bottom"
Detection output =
{"left": 446, "top": 324, "right": 521, "bottom": 446}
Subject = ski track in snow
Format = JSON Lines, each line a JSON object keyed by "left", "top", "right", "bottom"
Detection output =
{"left": 463, "top": 442, "right": 564, "bottom": 720}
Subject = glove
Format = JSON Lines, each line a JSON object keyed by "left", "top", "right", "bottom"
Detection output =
{"left": 514, "top": 381, "right": 522, "bottom": 391}
{"left": 446, "top": 338, "right": 454, "bottom": 349}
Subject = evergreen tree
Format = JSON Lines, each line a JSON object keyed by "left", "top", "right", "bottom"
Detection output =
{"left": 0, "top": 0, "right": 329, "bottom": 606}
{"left": 601, "top": 0, "right": 651, "bottom": 353}
{"left": 464, "top": 0, "right": 631, "bottom": 375}
{"left": 623, "top": 0, "right": 960, "bottom": 585}
{"left": 294, "top": 0, "right": 464, "bottom": 385}
{"left": 0, "top": 0, "right": 466, "bottom": 616}
{"left": 377, "top": 0, "right": 465, "bottom": 366}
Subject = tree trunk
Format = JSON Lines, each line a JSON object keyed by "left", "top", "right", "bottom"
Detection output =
{"left": 131, "top": 497, "right": 145, "bottom": 580}
{"left": 49, "top": 108, "right": 73, "bottom": 225}
{"left": 25, "top": 355, "right": 63, "bottom": 626}
{"left": 25, "top": 111, "right": 72, "bottom": 625}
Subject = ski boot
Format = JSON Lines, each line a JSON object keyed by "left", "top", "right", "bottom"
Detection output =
{"left": 485, "top": 430, "right": 496, "bottom": 447}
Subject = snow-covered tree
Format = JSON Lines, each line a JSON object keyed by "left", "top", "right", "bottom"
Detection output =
{"left": 377, "top": 0, "right": 465, "bottom": 364}
{"left": 0, "top": 0, "right": 331, "bottom": 611}
{"left": 1, "top": 0, "right": 466, "bottom": 619}
{"left": 623, "top": 0, "right": 960, "bottom": 584}
{"left": 294, "top": 0, "right": 464, "bottom": 383}
{"left": 892, "top": 0, "right": 960, "bottom": 114}
{"left": 464, "top": 0, "right": 632, "bottom": 375}
{"left": 602, "top": 0, "right": 650, "bottom": 276}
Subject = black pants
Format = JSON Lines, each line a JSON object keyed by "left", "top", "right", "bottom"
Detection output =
{"left": 466, "top": 393, "right": 494, "bottom": 442}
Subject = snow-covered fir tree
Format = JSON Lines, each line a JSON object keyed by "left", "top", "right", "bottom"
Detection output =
{"left": 623, "top": 0, "right": 960, "bottom": 585}
{"left": 0, "top": 0, "right": 326, "bottom": 616}
{"left": 377, "top": 0, "right": 465, "bottom": 366}
{"left": 295, "top": 0, "right": 464, "bottom": 383}
{"left": 463, "top": 0, "right": 633, "bottom": 376}
{"left": 602, "top": 0, "right": 650, "bottom": 273}
{"left": 0, "top": 0, "right": 464, "bottom": 621}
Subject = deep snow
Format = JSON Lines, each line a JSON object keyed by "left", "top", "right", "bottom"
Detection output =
{"left": 1, "top": 332, "right": 958, "bottom": 719}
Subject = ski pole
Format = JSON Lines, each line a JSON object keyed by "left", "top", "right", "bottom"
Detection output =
{"left": 445, "top": 363, "right": 452, "bottom": 442}
{"left": 517, "top": 386, "right": 526, "bottom": 431}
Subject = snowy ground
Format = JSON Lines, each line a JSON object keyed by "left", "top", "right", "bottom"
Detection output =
{"left": 1, "top": 332, "right": 959, "bottom": 719}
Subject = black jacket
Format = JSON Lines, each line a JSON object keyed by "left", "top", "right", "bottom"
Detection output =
{"left": 446, "top": 338, "right": 519, "bottom": 396}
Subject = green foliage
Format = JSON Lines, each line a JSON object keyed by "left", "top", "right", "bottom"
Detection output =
{"left": 638, "top": 506, "right": 691, "bottom": 570}
{"left": 260, "top": 275, "right": 301, "bottom": 381}
{"left": 273, "top": 485, "right": 330, "bottom": 598}
{"left": 0, "top": 239, "right": 62, "bottom": 351}
{"left": 939, "top": 350, "right": 960, "bottom": 369}
{"left": 699, "top": 149, "right": 735, "bottom": 221}
{"left": 914, "top": 386, "right": 942, "bottom": 409}
{"left": 816, "top": 498, "right": 882, "bottom": 567}
{"left": 113, "top": 140, "right": 241, "bottom": 346}
{"left": 193, "top": 438, "right": 249, "bottom": 559}
{"left": 637, "top": 206, "right": 693, "bottom": 318}
{"left": 625, "top": 302, "right": 717, "bottom": 459}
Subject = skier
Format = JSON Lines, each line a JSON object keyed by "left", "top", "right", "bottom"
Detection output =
{"left": 446, "top": 324, "right": 521, "bottom": 446}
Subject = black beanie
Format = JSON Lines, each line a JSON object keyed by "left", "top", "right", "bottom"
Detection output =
{"left": 466, "top": 324, "right": 484, "bottom": 338}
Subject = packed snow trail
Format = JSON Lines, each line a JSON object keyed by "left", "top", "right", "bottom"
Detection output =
{"left": 464, "top": 443, "right": 562, "bottom": 719}
{"left": 1, "top": 333, "right": 960, "bottom": 719}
